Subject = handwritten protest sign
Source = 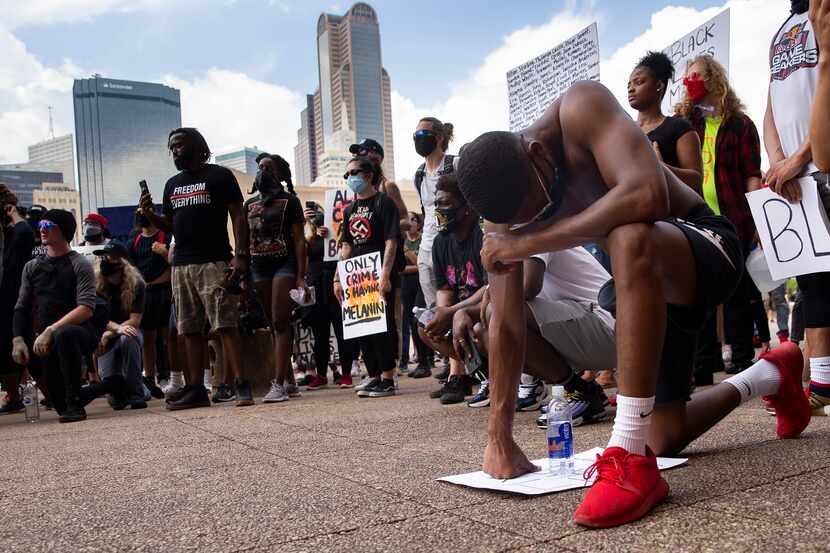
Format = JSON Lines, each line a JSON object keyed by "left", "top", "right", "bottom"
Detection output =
{"left": 324, "top": 188, "right": 357, "bottom": 262}
{"left": 338, "top": 252, "right": 387, "bottom": 340}
{"left": 507, "top": 23, "right": 600, "bottom": 132}
{"left": 746, "top": 177, "right": 830, "bottom": 280}
{"left": 661, "top": 9, "right": 730, "bottom": 115}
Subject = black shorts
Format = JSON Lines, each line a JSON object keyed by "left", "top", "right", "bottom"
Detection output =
{"left": 599, "top": 204, "right": 743, "bottom": 404}
{"left": 796, "top": 271, "right": 830, "bottom": 328}
{"left": 141, "top": 282, "right": 173, "bottom": 331}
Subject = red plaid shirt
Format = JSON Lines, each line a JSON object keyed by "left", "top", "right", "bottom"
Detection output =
{"left": 691, "top": 111, "right": 762, "bottom": 245}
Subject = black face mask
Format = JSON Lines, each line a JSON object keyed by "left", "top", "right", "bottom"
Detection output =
{"left": 255, "top": 170, "right": 283, "bottom": 198}
{"left": 436, "top": 205, "right": 465, "bottom": 234}
{"left": 99, "top": 260, "right": 121, "bottom": 276}
{"left": 791, "top": 0, "right": 808, "bottom": 13}
{"left": 414, "top": 134, "right": 438, "bottom": 157}
{"left": 84, "top": 225, "right": 103, "bottom": 242}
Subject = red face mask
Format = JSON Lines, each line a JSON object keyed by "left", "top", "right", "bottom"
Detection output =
{"left": 683, "top": 75, "right": 707, "bottom": 103}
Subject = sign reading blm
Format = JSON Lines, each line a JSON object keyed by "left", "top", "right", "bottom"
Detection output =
{"left": 661, "top": 9, "right": 730, "bottom": 115}
{"left": 746, "top": 177, "right": 830, "bottom": 280}
{"left": 507, "top": 23, "right": 600, "bottom": 133}
{"left": 337, "top": 251, "right": 388, "bottom": 340}
{"left": 324, "top": 188, "right": 358, "bottom": 262}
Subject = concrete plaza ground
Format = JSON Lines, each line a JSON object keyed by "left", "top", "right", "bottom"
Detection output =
{"left": 1, "top": 373, "right": 829, "bottom": 553}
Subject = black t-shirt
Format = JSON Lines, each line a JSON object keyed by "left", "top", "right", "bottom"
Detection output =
{"left": 244, "top": 191, "right": 304, "bottom": 261}
{"left": 129, "top": 230, "right": 171, "bottom": 283}
{"left": 432, "top": 226, "right": 488, "bottom": 301}
{"left": 1, "top": 222, "right": 34, "bottom": 307}
{"left": 647, "top": 116, "right": 694, "bottom": 169}
{"left": 107, "top": 280, "right": 146, "bottom": 324}
{"left": 307, "top": 234, "right": 325, "bottom": 281}
{"left": 341, "top": 192, "right": 400, "bottom": 260}
{"left": 162, "top": 164, "right": 243, "bottom": 266}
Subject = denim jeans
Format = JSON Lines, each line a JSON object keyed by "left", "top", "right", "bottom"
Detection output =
{"left": 98, "top": 333, "right": 149, "bottom": 403}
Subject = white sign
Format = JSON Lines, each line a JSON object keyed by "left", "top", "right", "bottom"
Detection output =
{"left": 438, "top": 448, "right": 687, "bottom": 496}
{"left": 661, "top": 9, "right": 730, "bottom": 115}
{"left": 73, "top": 244, "right": 101, "bottom": 261}
{"left": 338, "top": 251, "right": 388, "bottom": 340}
{"left": 746, "top": 177, "right": 830, "bottom": 280}
{"left": 507, "top": 23, "right": 600, "bottom": 132}
{"left": 323, "top": 188, "right": 357, "bottom": 261}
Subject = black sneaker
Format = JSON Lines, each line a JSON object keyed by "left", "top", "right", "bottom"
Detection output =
{"left": 143, "top": 377, "right": 164, "bottom": 399}
{"left": 166, "top": 385, "right": 211, "bottom": 411}
{"left": 59, "top": 404, "right": 87, "bottom": 423}
{"left": 433, "top": 367, "right": 450, "bottom": 381}
{"left": 410, "top": 366, "right": 432, "bottom": 379}
{"left": 129, "top": 399, "right": 148, "bottom": 410}
{"left": 0, "top": 399, "right": 24, "bottom": 414}
{"left": 367, "top": 378, "right": 396, "bottom": 397}
{"left": 565, "top": 379, "right": 610, "bottom": 426}
{"left": 234, "top": 378, "right": 255, "bottom": 407}
{"left": 440, "top": 375, "right": 473, "bottom": 405}
{"left": 212, "top": 383, "right": 237, "bottom": 403}
{"left": 165, "top": 383, "right": 191, "bottom": 403}
{"left": 429, "top": 381, "right": 450, "bottom": 399}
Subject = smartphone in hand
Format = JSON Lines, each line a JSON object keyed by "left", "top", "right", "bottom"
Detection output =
{"left": 139, "top": 180, "right": 149, "bottom": 196}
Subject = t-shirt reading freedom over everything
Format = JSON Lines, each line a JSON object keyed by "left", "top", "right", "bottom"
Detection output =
{"left": 162, "top": 164, "right": 243, "bottom": 266}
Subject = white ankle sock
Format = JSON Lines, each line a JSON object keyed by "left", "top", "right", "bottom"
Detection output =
{"left": 723, "top": 359, "right": 780, "bottom": 402}
{"left": 809, "top": 356, "right": 830, "bottom": 385}
{"left": 606, "top": 395, "right": 654, "bottom": 456}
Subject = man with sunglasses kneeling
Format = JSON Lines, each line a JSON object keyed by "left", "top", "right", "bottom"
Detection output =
{"left": 12, "top": 210, "right": 101, "bottom": 423}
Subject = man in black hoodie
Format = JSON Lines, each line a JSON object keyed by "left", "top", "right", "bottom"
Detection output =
{"left": 12, "top": 209, "right": 100, "bottom": 423}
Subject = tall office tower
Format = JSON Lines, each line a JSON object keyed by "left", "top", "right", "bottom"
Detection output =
{"left": 293, "top": 95, "right": 318, "bottom": 186}
{"left": 215, "top": 147, "right": 263, "bottom": 175}
{"left": 296, "top": 2, "right": 394, "bottom": 184}
{"left": 0, "top": 169, "right": 64, "bottom": 207}
{"left": 1, "top": 134, "right": 76, "bottom": 188}
{"left": 73, "top": 76, "right": 182, "bottom": 215}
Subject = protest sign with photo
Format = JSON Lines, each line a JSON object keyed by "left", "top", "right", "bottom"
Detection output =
{"left": 323, "top": 188, "right": 358, "bottom": 261}
{"left": 337, "top": 251, "right": 387, "bottom": 340}
{"left": 507, "top": 23, "right": 600, "bottom": 132}
{"left": 660, "top": 9, "right": 730, "bottom": 115}
{"left": 746, "top": 177, "right": 830, "bottom": 280}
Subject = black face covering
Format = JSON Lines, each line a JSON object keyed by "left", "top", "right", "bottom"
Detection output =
{"left": 255, "top": 170, "right": 284, "bottom": 204}
{"left": 100, "top": 260, "right": 121, "bottom": 276}
{"left": 792, "top": 0, "right": 808, "bottom": 13}
{"left": 436, "top": 206, "right": 464, "bottom": 234}
{"left": 415, "top": 134, "right": 438, "bottom": 157}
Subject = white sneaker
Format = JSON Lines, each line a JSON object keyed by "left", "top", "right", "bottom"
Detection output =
{"left": 354, "top": 376, "right": 374, "bottom": 392}
{"left": 351, "top": 361, "right": 361, "bottom": 377}
{"left": 263, "top": 381, "right": 289, "bottom": 403}
{"left": 203, "top": 369, "right": 213, "bottom": 395}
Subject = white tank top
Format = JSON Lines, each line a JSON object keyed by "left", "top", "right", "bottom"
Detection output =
{"left": 769, "top": 11, "right": 820, "bottom": 175}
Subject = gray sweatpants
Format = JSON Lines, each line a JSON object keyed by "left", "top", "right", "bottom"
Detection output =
{"left": 417, "top": 248, "right": 437, "bottom": 309}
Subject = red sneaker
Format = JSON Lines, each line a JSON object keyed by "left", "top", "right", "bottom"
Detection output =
{"left": 760, "top": 342, "right": 810, "bottom": 439}
{"left": 573, "top": 447, "right": 669, "bottom": 528}
{"left": 306, "top": 375, "right": 328, "bottom": 390}
{"left": 339, "top": 374, "right": 354, "bottom": 388}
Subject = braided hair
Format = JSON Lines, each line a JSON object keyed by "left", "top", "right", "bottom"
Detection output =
{"left": 168, "top": 127, "right": 211, "bottom": 164}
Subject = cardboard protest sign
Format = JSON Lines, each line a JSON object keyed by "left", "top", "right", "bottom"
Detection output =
{"left": 746, "top": 177, "right": 830, "bottom": 280}
{"left": 323, "top": 188, "right": 358, "bottom": 261}
{"left": 338, "top": 251, "right": 387, "bottom": 340}
{"left": 661, "top": 9, "right": 730, "bottom": 115}
{"left": 507, "top": 23, "right": 600, "bottom": 132}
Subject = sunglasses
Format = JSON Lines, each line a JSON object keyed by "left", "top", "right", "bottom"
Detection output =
{"left": 343, "top": 167, "right": 370, "bottom": 180}
{"left": 413, "top": 129, "right": 436, "bottom": 140}
{"left": 38, "top": 220, "right": 56, "bottom": 231}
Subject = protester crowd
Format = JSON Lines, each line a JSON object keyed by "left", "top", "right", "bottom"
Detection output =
{"left": 1, "top": 0, "right": 829, "bottom": 530}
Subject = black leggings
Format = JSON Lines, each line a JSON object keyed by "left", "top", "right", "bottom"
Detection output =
{"left": 400, "top": 274, "right": 431, "bottom": 367}
{"left": 310, "top": 269, "right": 359, "bottom": 378}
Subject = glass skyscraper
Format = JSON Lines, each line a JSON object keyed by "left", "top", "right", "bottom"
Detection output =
{"left": 295, "top": 2, "right": 394, "bottom": 185}
{"left": 73, "top": 76, "right": 182, "bottom": 215}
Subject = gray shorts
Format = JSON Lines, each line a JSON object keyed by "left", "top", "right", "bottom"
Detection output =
{"left": 527, "top": 298, "right": 616, "bottom": 372}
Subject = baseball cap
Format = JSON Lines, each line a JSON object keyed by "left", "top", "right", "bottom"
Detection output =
{"left": 93, "top": 240, "right": 131, "bottom": 260}
{"left": 349, "top": 138, "right": 384, "bottom": 159}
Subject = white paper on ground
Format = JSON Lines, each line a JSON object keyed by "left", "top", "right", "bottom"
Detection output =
{"left": 437, "top": 447, "right": 687, "bottom": 496}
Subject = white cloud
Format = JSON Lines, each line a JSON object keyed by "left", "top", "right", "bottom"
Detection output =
{"left": 0, "top": 0, "right": 165, "bottom": 28}
{"left": 391, "top": 0, "right": 788, "bottom": 180}
{"left": 162, "top": 69, "right": 304, "bottom": 161}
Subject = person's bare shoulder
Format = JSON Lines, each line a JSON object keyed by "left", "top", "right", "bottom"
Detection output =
{"left": 559, "top": 81, "right": 627, "bottom": 140}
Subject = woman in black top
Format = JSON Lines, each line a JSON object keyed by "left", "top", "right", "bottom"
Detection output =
{"left": 628, "top": 51, "right": 702, "bottom": 191}
{"left": 302, "top": 203, "right": 360, "bottom": 389}
{"left": 245, "top": 153, "right": 307, "bottom": 404}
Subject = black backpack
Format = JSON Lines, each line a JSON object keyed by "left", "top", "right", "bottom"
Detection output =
{"left": 414, "top": 154, "right": 457, "bottom": 217}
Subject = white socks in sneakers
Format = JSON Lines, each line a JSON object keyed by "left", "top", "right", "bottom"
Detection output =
{"left": 607, "top": 395, "right": 655, "bottom": 456}
{"left": 724, "top": 359, "right": 781, "bottom": 402}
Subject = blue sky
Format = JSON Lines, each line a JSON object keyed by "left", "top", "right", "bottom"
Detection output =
{"left": 0, "top": 0, "right": 791, "bottom": 178}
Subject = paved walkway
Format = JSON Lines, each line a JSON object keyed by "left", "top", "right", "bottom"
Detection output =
{"left": 2, "top": 374, "right": 828, "bottom": 553}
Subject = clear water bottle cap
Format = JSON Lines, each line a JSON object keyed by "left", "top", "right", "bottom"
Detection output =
{"left": 552, "top": 385, "right": 565, "bottom": 398}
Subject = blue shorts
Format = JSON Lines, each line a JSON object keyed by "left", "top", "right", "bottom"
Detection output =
{"left": 251, "top": 256, "right": 297, "bottom": 282}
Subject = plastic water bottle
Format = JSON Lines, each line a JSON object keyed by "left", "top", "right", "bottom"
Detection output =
{"left": 21, "top": 378, "right": 39, "bottom": 423}
{"left": 546, "top": 385, "right": 573, "bottom": 475}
